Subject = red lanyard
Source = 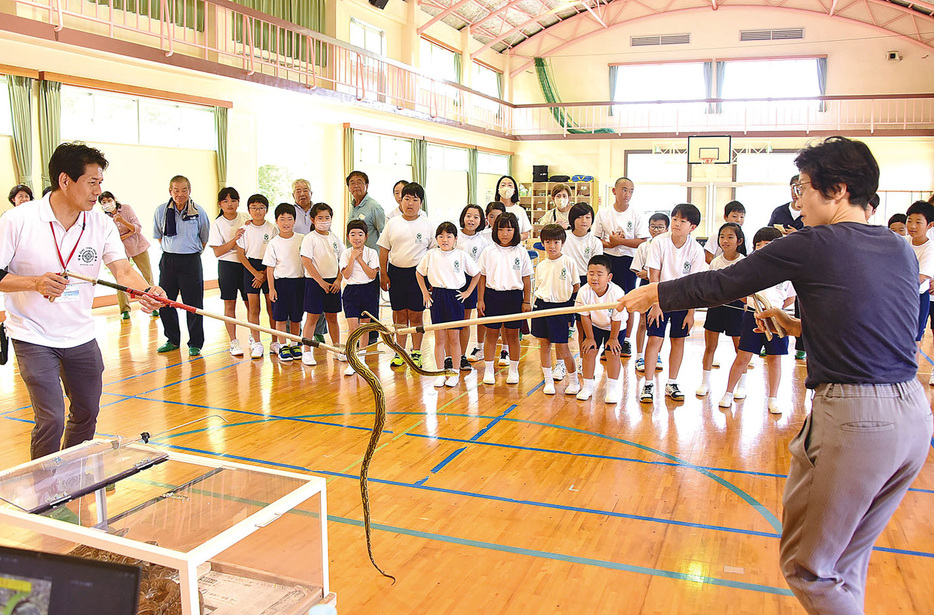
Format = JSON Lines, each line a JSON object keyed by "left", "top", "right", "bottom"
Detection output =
{"left": 50, "top": 213, "right": 86, "bottom": 272}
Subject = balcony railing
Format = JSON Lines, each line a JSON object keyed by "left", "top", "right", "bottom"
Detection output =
{"left": 5, "top": 0, "right": 934, "bottom": 138}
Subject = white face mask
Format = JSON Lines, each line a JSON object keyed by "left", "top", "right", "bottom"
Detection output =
{"left": 554, "top": 196, "right": 569, "bottom": 209}
{"left": 101, "top": 201, "right": 117, "bottom": 213}
{"left": 499, "top": 185, "right": 514, "bottom": 200}
{"left": 315, "top": 220, "right": 331, "bottom": 232}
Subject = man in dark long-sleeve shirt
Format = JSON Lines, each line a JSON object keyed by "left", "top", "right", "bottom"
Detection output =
{"left": 619, "top": 137, "right": 932, "bottom": 615}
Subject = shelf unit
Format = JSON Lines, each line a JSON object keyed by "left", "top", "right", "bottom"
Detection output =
{"left": 519, "top": 180, "right": 598, "bottom": 238}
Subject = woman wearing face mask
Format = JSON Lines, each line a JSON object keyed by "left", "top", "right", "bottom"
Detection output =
{"left": 495, "top": 175, "right": 532, "bottom": 242}
{"left": 537, "top": 183, "right": 572, "bottom": 230}
{"left": 99, "top": 191, "right": 156, "bottom": 321}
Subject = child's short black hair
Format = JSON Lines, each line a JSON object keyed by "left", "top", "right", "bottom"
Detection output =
{"left": 724, "top": 200, "right": 745, "bottom": 217}
{"left": 459, "top": 205, "right": 486, "bottom": 231}
{"left": 393, "top": 179, "right": 408, "bottom": 191}
{"left": 402, "top": 182, "right": 425, "bottom": 202}
{"left": 436, "top": 221, "right": 458, "bottom": 237}
{"left": 311, "top": 202, "right": 333, "bottom": 218}
{"left": 247, "top": 193, "right": 269, "bottom": 208}
{"left": 492, "top": 212, "right": 521, "bottom": 247}
{"left": 568, "top": 203, "right": 595, "bottom": 230}
{"left": 906, "top": 200, "right": 934, "bottom": 225}
{"left": 587, "top": 254, "right": 613, "bottom": 274}
{"left": 347, "top": 219, "right": 368, "bottom": 235}
{"left": 718, "top": 222, "right": 747, "bottom": 256}
{"left": 888, "top": 213, "right": 907, "bottom": 227}
{"left": 671, "top": 203, "right": 701, "bottom": 227}
{"left": 485, "top": 201, "right": 506, "bottom": 215}
{"left": 648, "top": 212, "right": 670, "bottom": 227}
{"left": 752, "top": 226, "right": 783, "bottom": 246}
{"left": 218, "top": 187, "right": 240, "bottom": 203}
{"left": 274, "top": 203, "right": 296, "bottom": 219}
{"left": 868, "top": 193, "right": 880, "bottom": 214}
{"left": 794, "top": 136, "right": 878, "bottom": 207}
{"left": 539, "top": 224, "right": 566, "bottom": 243}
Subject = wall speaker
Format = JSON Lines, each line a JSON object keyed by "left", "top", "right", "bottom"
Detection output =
{"left": 369, "top": 0, "right": 389, "bottom": 9}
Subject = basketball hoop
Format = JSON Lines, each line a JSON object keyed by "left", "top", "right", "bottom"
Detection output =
{"left": 701, "top": 157, "right": 716, "bottom": 165}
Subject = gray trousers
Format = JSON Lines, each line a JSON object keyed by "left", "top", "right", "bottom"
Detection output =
{"left": 780, "top": 380, "right": 932, "bottom": 614}
{"left": 13, "top": 339, "right": 105, "bottom": 460}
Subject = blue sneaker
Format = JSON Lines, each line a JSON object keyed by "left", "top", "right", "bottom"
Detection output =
{"left": 635, "top": 357, "right": 645, "bottom": 372}
{"left": 278, "top": 346, "right": 293, "bottom": 362}
{"left": 289, "top": 345, "right": 303, "bottom": 359}
{"left": 656, "top": 356, "right": 664, "bottom": 371}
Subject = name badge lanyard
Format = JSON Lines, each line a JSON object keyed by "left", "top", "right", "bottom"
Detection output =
{"left": 50, "top": 213, "right": 87, "bottom": 274}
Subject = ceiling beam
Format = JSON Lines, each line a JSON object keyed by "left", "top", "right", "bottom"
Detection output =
{"left": 418, "top": 0, "right": 479, "bottom": 35}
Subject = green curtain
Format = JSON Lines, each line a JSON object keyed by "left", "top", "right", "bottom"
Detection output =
{"left": 608, "top": 65, "right": 618, "bottom": 117}
{"left": 453, "top": 52, "right": 462, "bottom": 84}
{"left": 214, "top": 106, "right": 228, "bottom": 188}
{"left": 495, "top": 71, "right": 503, "bottom": 99}
{"left": 467, "top": 148, "right": 478, "bottom": 204}
{"left": 96, "top": 0, "right": 204, "bottom": 31}
{"left": 412, "top": 138, "right": 428, "bottom": 209}
{"left": 232, "top": 0, "right": 326, "bottom": 66}
{"left": 343, "top": 126, "right": 354, "bottom": 207}
{"left": 507, "top": 154, "right": 513, "bottom": 179}
{"left": 816, "top": 57, "right": 828, "bottom": 112}
{"left": 38, "top": 80, "right": 61, "bottom": 190}
{"left": 7, "top": 76, "right": 33, "bottom": 189}
{"left": 534, "top": 57, "right": 613, "bottom": 135}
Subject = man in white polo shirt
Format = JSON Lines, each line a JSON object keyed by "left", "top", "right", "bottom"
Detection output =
{"left": 0, "top": 142, "right": 166, "bottom": 460}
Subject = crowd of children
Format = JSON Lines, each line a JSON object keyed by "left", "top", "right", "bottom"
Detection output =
{"left": 185, "top": 174, "right": 934, "bottom": 415}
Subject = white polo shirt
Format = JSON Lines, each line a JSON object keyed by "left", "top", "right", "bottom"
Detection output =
{"left": 630, "top": 237, "right": 653, "bottom": 274}
{"left": 746, "top": 279, "right": 796, "bottom": 311}
{"left": 386, "top": 206, "right": 427, "bottom": 222}
{"left": 262, "top": 233, "right": 305, "bottom": 279}
{"left": 237, "top": 221, "right": 277, "bottom": 260}
{"left": 709, "top": 252, "right": 745, "bottom": 272}
{"left": 479, "top": 244, "right": 533, "bottom": 291}
{"left": 207, "top": 212, "right": 249, "bottom": 263}
{"left": 592, "top": 206, "right": 647, "bottom": 257}
{"left": 340, "top": 246, "right": 380, "bottom": 285}
{"left": 645, "top": 231, "right": 708, "bottom": 282}
{"left": 505, "top": 204, "right": 533, "bottom": 236}
{"left": 534, "top": 255, "right": 579, "bottom": 303}
{"left": 416, "top": 248, "right": 480, "bottom": 290}
{"left": 300, "top": 230, "right": 345, "bottom": 279}
{"left": 0, "top": 196, "right": 126, "bottom": 347}
{"left": 457, "top": 231, "right": 493, "bottom": 263}
{"left": 563, "top": 232, "right": 603, "bottom": 278}
{"left": 377, "top": 215, "right": 434, "bottom": 268}
{"left": 575, "top": 282, "right": 627, "bottom": 331}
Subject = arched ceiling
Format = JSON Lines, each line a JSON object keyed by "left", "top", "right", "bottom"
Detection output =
{"left": 416, "top": 0, "right": 934, "bottom": 67}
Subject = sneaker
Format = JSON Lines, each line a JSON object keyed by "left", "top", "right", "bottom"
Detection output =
{"left": 278, "top": 346, "right": 293, "bottom": 362}
{"left": 759, "top": 348, "right": 767, "bottom": 357}
{"left": 768, "top": 399, "right": 782, "bottom": 415}
{"left": 444, "top": 374, "right": 459, "bottom": 387}
{"left": 444, "top": 357, "right": 454, "bottom": 371}
{"left": 656, "top": 356, "right": 664, "bottom": 371}
{"left": 576, "top": 384, "right": 594, "bottom": 401}
{"left": 552, "top": 362, "right": 566, "bottom": 381}
{"left": 621, "top": 340, "right": 632, "bottom": 357}
{"left": 719, "top": 392, "right": 733, "bottom": 408}
{"left": 506, "top": 369, "right": 519, "bottom": 385}
{"left": 270, "top": 342, "right": 281, "bottom": 355}
{"left": 314, "top": 334, "right": 326, "bottom": 343}
{"left": 434, "top": 375, "right": 446, "bottom": 388}
{"left": 639, "top": 382, "right": 655, "bottom": 403}
{"left": 795, "top": 350, "right": 807, "bottom": 361}
{"left": 543, "top": 381, "right": 556, "bottom": 395}
{"left": 337, "top": 353, "right": 348, "bottom": 362}
{"left": 468, "top": 347, "right": 484, "bottom": 362}
{"left": 734, "top": 386, "right": 747, "bottom": 400}
{"left": 390, "top": 353, "right": 404, "bottom": 367}
{"left": 605, "top": 384, "right": 622, "bottom": 405}
{"left": 460, "top": 356, "right": 472, "bottom": 371}
{"left": 157, "top": 341, "right": 179, "bottom": 353}
{"left": 635, "top": 357, "right": 645, "bottom": 372}
{"left": 712, "top": 359, "right": 720, "bottom": 368}
{"left": 929, "top": 372, "right": 934, "bottom": 387}
{"left": 483, "top": 370, "right": 496, "bottom": 385}
{"left": 565, "top": 380, "right": 581, "bottom": 396}
{"left": 289, "top": 345, "right": 303, "bottom": 359}
{"left": 411, "top": 351, "right": 423, "bottom": 368}
{"left": 665, "top": 383, "right": 684, "bottom": 401}
{"left": 344, "top": 364, "right": 355, "bottom": 377}
{"left": 600, "top": 351, "right": 607, "bottom": 362}
{"left": 121, "top": 310, "right": 130, "bottom": 321}
{"left": 302, "top": 351, "right": 317, "bottom": 366}
{"left": 151, "top": 309, "right": 160, "bottom": 318}
{"left": 188, "top": 346, "right": 201, "bottom": 357}
{"left": 251, "top": 342, "right": 263, "bottom": 359}
{"left": 696, "top": 383, "right": 709, "bottom": 397}
{"left": 498, "top": 349, "right": 509, "bottom": 366}
{"left": 229, "top": 340, "right": 244, "bottom": 357}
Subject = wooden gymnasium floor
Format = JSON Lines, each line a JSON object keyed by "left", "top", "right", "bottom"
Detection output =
{"left": 2, "top": 290, "right": 934, "bottom": 614}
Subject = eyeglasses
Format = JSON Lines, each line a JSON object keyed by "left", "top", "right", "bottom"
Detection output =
{"left": 248, "top": 205, "right": 267, "bottom": 211}
{"left": 649, "top": 225, "right": 667, "bottom": 231}
{"left": 791, "top": 180, "right": 812, "bottom": 198}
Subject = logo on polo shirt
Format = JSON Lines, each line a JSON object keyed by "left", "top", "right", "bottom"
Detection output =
{"left": 584, "top": 247, "right": 592, "bottom": 257}
{"left": 513, "top": 257, "right": 520, "bottom": 270}
{"left": 683, "top": 261, "right": 692, "bottom": 274}
{"left": 471, "top": 247, "right": 478, "bottom": 258}
{"left": 264, "top": 233, "right": 270, "bottom": 243}
{"left": 416, "top": 233, "right": 423, "bottom": 243}
{"left": 560, "top": 268, "right": 567, "bottom": 280}
{"left": 626, "top": 221, "right": 633, "bottom": 231}
{"left": 358, "top": 214, "right": 366, "bottom": 221}
{"left": 77, "top": 247, "right": 98, "bottom": 265}
{"left": 332, "top": 242, "right": 339, "bottom": 253}
{"left": 454, "top": 259, "right": 461, "bottom": 272}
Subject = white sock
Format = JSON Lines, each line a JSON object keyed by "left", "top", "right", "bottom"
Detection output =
{"left": 509, "top": 360, "right": 519, "bottom": 372}
{"left": 485, "top": 360, "right": 494, "bottom": 372}
{"left": 739, "top": 373, "right": 747, "bottom": 388}
{"left": 702, "top": 369, "right": 711, "bottom": 382}
{"left": 637, "top": 352, "right": 644, "bottom": 360}
{"left": 769, "top": 396, "right": 778, "bottom": 404}
{"left": 542, "top": 367, "right": 552, "bottom": 380}
{"left": 606, "top": 377, "right": 619, "bottom": 389}
{"left": 667, "top": 378, "right": 678, "bottom": 386}
{"left": 567, "top": 370, "right": 579, "bottom": 384}
{"left": 582, "top": 378, "right": 594, "bottom": 389}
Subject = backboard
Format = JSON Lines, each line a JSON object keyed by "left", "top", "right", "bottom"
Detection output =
{"left": 687, "top": 135, "right": 732, "bottom": 164}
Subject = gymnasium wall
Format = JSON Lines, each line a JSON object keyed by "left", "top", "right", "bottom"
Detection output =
{"left": 0, "top": 136, "right": 15, "bottom": 216}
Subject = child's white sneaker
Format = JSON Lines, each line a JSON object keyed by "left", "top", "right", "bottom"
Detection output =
{"left": 250, "top": 341, "right": 264, "bottom": 359}
{"left": 434, "top": 376, "right": 446, "bottom": 388}
{"left": 445, "top": 374, "right": 459, "bottom": 387}
{"left": 543, "top": 381, "right": 556, "bottom": 395}
{"left": 565, "top": 380, "right": 581, "bottom": 396}
{"left": 734, "top": 386, "right": 747, "bottom": 400}
{"left": 552, "top": 362, "right": 566, "bottom": 381}
{"left": 482, "top": 371, "right": 496, "bottom": 385}
{"left": 344, "top": 365, "right": 355, "bottom": 377}
{"left": 929, "top": 372, "right": 934, "bottom": 386}
{"left": 229, "top": 339, "right": 244, "bottom": 357}
{"left": 718, "top": 392, "right": 733, "bottom": 408}
{"left": 506, "top": 369, "right": 519, "bottom": 385}
{"left": 604, "top": 383, "right": 622, "bottom": 405}
{"left": 696, "top": 383, "right": 709, "bottom": 397}
{"left": 270, "top": 341, "right": 281, "bottom": 355}
{"left": 337, "top": 353, "right": 348, "bottom": 362}
{"left": 576, "top": 384, "right": 593, "bottom": 401}
{"left": 301, "top": 351, "right": 317, "bottom": 366}
{"left": 498, "top": 349, "right": 510, "bottom": 366}
{"left": 768, "top": 399, "right": 782, "bottom": 415}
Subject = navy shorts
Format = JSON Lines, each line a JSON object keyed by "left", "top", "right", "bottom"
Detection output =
{"left": 461, "top": 282, "right": 478, "bottom": 310}
{"left": 607, "top": 254, "right": 637, "bottom": 293}
{"left": 430, "top": 287, "right": 466, "bottom": 329}
{"left": 217, "top": 260, "right": 246, "bottom": 301}
{"left": 738, "top": 310, "right": 789, "bottom": 355}
{"left": 646, "top": 309, "right": 690, "bottom": 339}
{"left": 483, "top": 288, "right": 525, "bottom": 330}
{"left": 586, "top": 326, "right": 613, "bottom": 351}
{"left": 271, "top": 277, "right": 305, "bottom": 323}
{"left": 704, "top": 301, "right": 744, "bottom": 337}
{"left": 243, "top": 257, "right": 269, "bottom": 295}
{"left": 531, "top": 299, "right": 573, "bottom": 344}
{"left": 343, "top": 279, "right": 380, "bottom": 320}
{"left": 304, "top": 276, "right": 342, "bottom": 314}
{"left": 918, "top": 291, "right": 930, "bottom": 342}
{"left": 388, "top": 263, "right": 424, "bottom": 312}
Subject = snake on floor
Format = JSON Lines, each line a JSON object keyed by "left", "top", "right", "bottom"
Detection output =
{"left": 345, "top": 314, "right": 453, "bottom": 583}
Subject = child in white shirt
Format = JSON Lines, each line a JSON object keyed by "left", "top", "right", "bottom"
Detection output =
{"left": 457, "top": 204, "right": 492, "bottom": 365}
{"left": 495, "top": 175, "right": 532, "bottom": 241}
{"left": 207, "top": 187, "right": 248, "bottom": 357}
{"left": 704, "top": 201, "right": 745, "bottom": 263}
{"left": 574, "top": 255, "right": 627, "bottom": 403}
{"left": 340, "top": 219, "right": 381, "bottom": 377}
{"left": 263, "top": 203, "right": 306, "bottom": 363}
{"left": 630, "top": 212, "right": 669, "bottom": 373}
{"left": 906, "top": 200, "right": 934, "bottom": 354}
{"left": 300, "top": 202, "right": 345, "bottom": 366}
{"left": 236, "top": 194, "right": 277, "bottom": 358}
{"left": 563, "top": 203, "right": 603, "bottom": 289}
{"left": 416, "top": 222, "right": 481, "bottom": 388}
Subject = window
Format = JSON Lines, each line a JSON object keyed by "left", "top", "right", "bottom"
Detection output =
{"left": 420, "top": 38, "right": 461, "bottom": 83}
{"left": 427, "top": 144, "right": 468, "bottom": 171}
{"left": 721, "top": 58, "right": 820, "bottom": 100}
{"left": 612, "top": 62, "right": 706, "bottom": 103}
{"left": 478, "top": 152, "right": 508, "bottom": 176}
{"left": 349, "top": 18, "right": 385, "bottom": 56}
{"left": 625, "top": 153, "right": 688, "bottom": 215}
{"left": 62, "top": 86, "right": 216, "bottom": 150}
{"left": 0, "top": 76, "right": 13, "bottom": 136}
{"left": 734, "top": 152, "right": 799, "bottom": 233}
{"left": 472, "top": 63, "right": 502, "bottom": 99}
{"left": 353, "top": 132, "right": 413, "bottom": 215}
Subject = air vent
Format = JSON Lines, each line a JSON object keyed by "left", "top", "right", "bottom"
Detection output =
{"left": 631, "top": 33, "right": 690, "bottom": 47}
{"left": 740, "top": 28, "right": 804, "bottom": 41}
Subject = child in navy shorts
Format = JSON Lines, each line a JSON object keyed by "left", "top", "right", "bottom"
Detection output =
{"left": 300, "top": 202, "right": 345, "bottom": 366}
{"left": 340, "top": 219, "right": 381, "bottom": 376}
{"left": 237, "top": 194, "right": 277, "bottom": 359}
{"left": 574, "top": 255, "right": 627, "bottom": 403}
{"left": 456, "top": 204, "right": 492, "bottom": 367}
{"left": 531, "top": 224, "right": 580, "bottom": 395}
{"left": 263, "top": 203, "right": 305, "bottom": 363}
{"left": 416, "top": 222, "right": 481, "bottom": 388}
{"left": 630, "top": 212, "right": 669, "bottom": 373}
{"left": 207, "top": 187, "right": 248, "bottom": 357}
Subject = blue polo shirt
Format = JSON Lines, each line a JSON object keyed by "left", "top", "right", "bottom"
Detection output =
{"left": 153, "top": 200, "right": 210, "bottom": 254}
{"left": 350, "top": 194, "right": 386, "bottom": 250}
